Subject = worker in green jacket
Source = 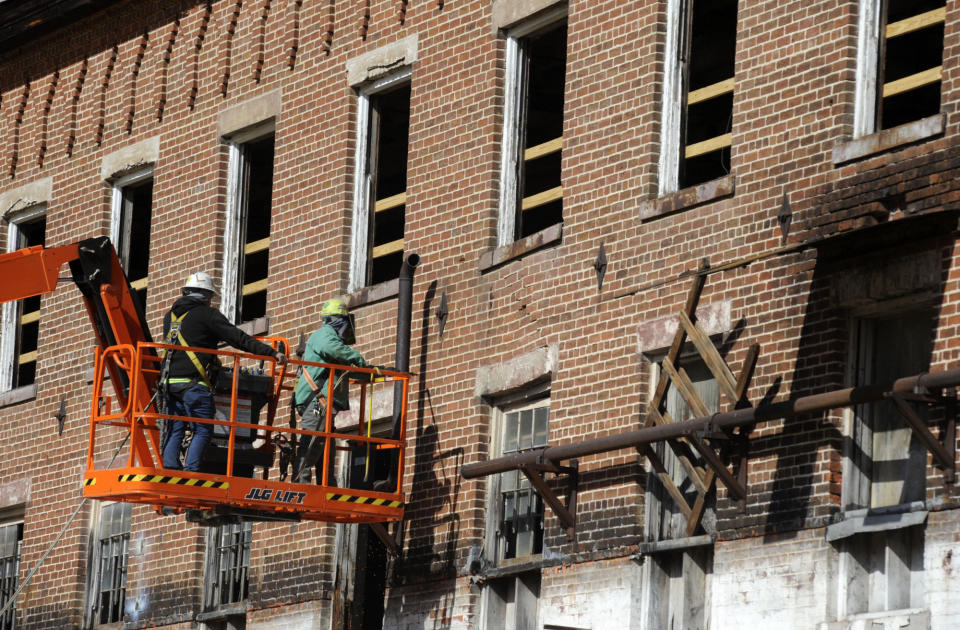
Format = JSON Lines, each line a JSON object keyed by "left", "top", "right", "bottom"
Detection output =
{"left": 292, "top": 298, "right": 368, "bottom": 484}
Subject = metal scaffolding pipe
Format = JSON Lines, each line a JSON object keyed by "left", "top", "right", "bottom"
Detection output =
{"left": 461, "top": 367, "right": 960, "bottom": 480}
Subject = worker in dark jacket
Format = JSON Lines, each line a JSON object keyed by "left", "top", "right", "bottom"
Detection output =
{"left": 161, "top": 272, "right": 286, "bottom": 472}
{"left": 292, "top": 298, "right": 368, "bottom": 484}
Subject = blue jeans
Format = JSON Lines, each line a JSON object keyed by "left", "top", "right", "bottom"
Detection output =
{"left": 162, "top": 384, "right": 216, "bottom": 472}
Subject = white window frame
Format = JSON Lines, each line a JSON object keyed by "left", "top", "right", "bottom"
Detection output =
{"left": 496, "top": 6, "right": 567, "bottom": 247}
{"left": 202, "top": 521, "right": 252, "bottom": 614}
{"left": 0, "top": 509, "right": 24, "bottom": 630}
{"left": 484, "top": 389, "right": 550, "bottom": 566}
{"left": 83, "top": 501, "right": 132, "bottom": 629}
{"left": 853, "top": 0, "right": 946, "bottom": 137}
{"left": 349, "top": 68, "right": 412, "bottom": 293}
{"left": 658, "top": 0, "right": 738, "bottom": 195}
{"left": 223, "top": 122, "right": 275, "bottom": 324}
{"left": 0, "top": 204, "right": 47, "bottom": 393}
{"left": 110, "top": 167, "right": 154, "bottom": 293}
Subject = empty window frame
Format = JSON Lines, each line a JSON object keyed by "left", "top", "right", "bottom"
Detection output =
{"left": 224, "top": 127, "right": 275, "bottom": 324}
{"left": 204, "top": 522, "right": 252, "bottom": 610}
{"left": 350, "top": 72, "right": 411, "bottom": 290}
{"left": 498, "top": 9, "right": 567, "bottom": 245}
{"left": 660, "top": 0, "right": 738, "bottom": 194}
{"left": 0, "top": 515, "right": 23, "bottom": 630}
{"left": 87, "top": 502, "right": 132, "bottom": 627}
{"left": 0, "top": 207, "right": 46, "bottom": 391}
{"left": 855, "top": 0, "right": 945, "bottom": 135}
{"left": 838, "top": 310, "right": 933, "bottom": 617}
{"left": 110, "top": 168, "right": 154, "bottom": 309}
{"left": 491, "top": 398, "right": 549, "bottom": 562}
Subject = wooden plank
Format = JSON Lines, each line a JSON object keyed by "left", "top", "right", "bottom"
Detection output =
{"left": 647, "top": 268, "right": 709, "bottom": 423}
{"left": 241, "top": 278, "right": 268, "bottom": 297}
{"left": 660, "top": 358, "right": 712, "bottom": 419}
{"left": 374, "top": 191, "right": 406, "bottom": 213}
{"left": 678, "top": 310, "right": 739, "bottom": 404}
{"left": 687, "top": 77, "right": 735, "bottom": 106}
{"left": 19, "top": 310, "right": 41, "bottom": 326}
{"left": 883, "top": 66, "right": 942, "bottom": 98}
{"left": 18, "top": 350, "right": 37, "bottom": 364}
{"left": 244, "top": 237, "right": 270, "bottom": 256}
{"left": 521, "top": 465, "right": 576, "bottom": 536}
{"left": 685, "top": 133, "right": 732, "bottom": 159}
{"left": 130, "top": 276, "right": 149, "bottom": 292}
{"left": 886, "top": 7, "right": 946, "bottom": 39}
{"left": 521, "top": 185, "right": 563, "bottom": 212}
{"left": 523, "top": 136, "right": 563, "bottom": 162}
{"left": 640, "top": 446, "right": 693, "bottom": 520}
{"left": 371, "top": 238, "right": 404, "bottom": 259}
{"left": 648, "top": 407, "right": 708, "bottom": 494}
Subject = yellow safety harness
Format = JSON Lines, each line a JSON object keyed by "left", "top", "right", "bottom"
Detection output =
{"left": 161, "top": 310, "right": 214, "bottom": 389}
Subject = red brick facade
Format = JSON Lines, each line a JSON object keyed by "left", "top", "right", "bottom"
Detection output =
{"left": 1, "top": 0, "right": 959, "bottom": 628}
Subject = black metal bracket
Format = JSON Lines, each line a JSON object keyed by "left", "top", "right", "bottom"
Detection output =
{"left": 519, "top": 457, "right": 579, "bottom": 541}
{"left": 888, "top": 391, "right": 956, "bottom": 484}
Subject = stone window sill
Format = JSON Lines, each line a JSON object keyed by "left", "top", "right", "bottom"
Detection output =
{"left": 639, "top": 175, "right": 735, "bottom": 221}
{"left": 634, "top": 534, "right": 715, "bottom": 556}
{"left": 347, "top": 278, "right": 400, "bottom": 309}
{"left": 195, "top": 602, "right": 247, "bottom": 623}
{"left": 0, "top": 384, "right": 37, "bottom": 408}
{"left": 832, "top": 113, "right": 945, "bottom": 166}
{"left": 824, "top": 501, "right": 927, "bottom": 542}
{"left": 478, "top": 223, "right": 563, "bottom": 273}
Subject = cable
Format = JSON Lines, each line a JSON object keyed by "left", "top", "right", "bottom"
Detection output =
{"left": 0, "top": 389, "right": 158, "bottom": 620}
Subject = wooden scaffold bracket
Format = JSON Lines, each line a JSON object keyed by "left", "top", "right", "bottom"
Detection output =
{"left": 520, "top": 457, "right": 579, "bottom": 541}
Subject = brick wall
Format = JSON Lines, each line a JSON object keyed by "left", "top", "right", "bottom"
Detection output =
{"left": 0, "top": 0, "right": 959, "bottom": 628}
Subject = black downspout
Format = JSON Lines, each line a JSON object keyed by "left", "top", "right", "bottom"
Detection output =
{"left": 393, "top": 253, "right": 420, "bottom": 442}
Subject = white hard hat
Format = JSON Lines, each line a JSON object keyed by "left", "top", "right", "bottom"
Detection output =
{"left": 183, "top": 272, "right": 218, "bottom": 295}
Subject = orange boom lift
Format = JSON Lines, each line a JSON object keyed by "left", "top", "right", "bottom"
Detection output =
{"left": 0, "top": 237, "right": 410, "bottom": 524}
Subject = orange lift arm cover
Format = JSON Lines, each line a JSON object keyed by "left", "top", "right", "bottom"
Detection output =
{"left": 0, "top": 243, "right": 81, "bottom": 303}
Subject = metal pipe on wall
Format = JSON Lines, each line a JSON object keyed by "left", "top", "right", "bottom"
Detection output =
{"left": 461, "top": 368, "right": 960, "bottom": 479}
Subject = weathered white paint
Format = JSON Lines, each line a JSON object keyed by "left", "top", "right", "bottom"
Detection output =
{"left": 348, "top": 69, "right": 411, "bottom": 293}
{"left": 658, "top": 0, "right": 685, "bottom": 196}
{"left": 853, "top": 0, "right": 882, "bottom": 138}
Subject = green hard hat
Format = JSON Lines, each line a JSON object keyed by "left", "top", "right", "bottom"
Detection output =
{"left": 321, "top": 298, "right": 349, "bottom": 317}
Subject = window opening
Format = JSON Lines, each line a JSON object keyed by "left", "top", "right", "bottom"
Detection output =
{"left": 112, "top": 171, "right": 153, "bottom": 309}
{"left": 496, "top": 401, "right": 549, "bottom": 561}
{"left": 205, "top": 522, "right": 252, "bottom": 610}
{"left": 500, "top": 15, "right": 566, "bottom": 244}
{"left": 877, "top": 0, "right": 945, "bottom": 130}
{"left": 679, "top": 0, "right": 737, "bottom": 189}
{"left": 225, "top": 130, "right": 274, "bottom": 324}
{"left": 2, "top": 213, "right": 46, "bottom": 390}
{"left": 0, "top": 518, "right": 23, "bottom": 630}
{"left": 644, "top": 547, "right": 711, "bottom": 630}
{"left": 92, "top": 502, "right": 131, "bottom": 626}
{"left": 355, "top": 79, "right": 410, "bottom": 288}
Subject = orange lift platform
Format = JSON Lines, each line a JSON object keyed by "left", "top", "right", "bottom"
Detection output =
{"left": 0, "top": 237, "right": 411, "bottom": 524}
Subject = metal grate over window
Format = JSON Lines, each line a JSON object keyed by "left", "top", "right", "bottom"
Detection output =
{"left": 498, "top": 404, "right": 549, "bottom": 560}
{"left": 95, "top": 503, "right": 131, "bottom": 625}
{"left": 0, "top": 521, "right": 22, "bottom": 630}
{"left": 209, "top": 522, "right": 252, "bottom": 607}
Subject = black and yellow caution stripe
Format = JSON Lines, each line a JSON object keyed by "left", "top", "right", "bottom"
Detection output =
{"left": 117, "top": 474, "right": 229, "bottom": 490}
{"left": 326, "top": 492, "right": 403, "bottom": 509}
{"left": 84, "top": 478, "right": 96, "bottom": 486}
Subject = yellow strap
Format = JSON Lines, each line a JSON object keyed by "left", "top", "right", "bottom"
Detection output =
{"left": 163, "top": 311, "right": 213, "bottom": 389}
{"left": 365, "top": 373, "right": 374, "bottom": 481}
